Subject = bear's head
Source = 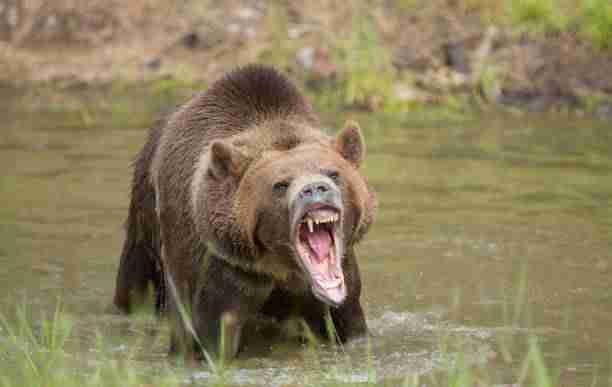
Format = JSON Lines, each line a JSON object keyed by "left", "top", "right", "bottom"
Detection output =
{"left": 196, "top": 122, "right": 376, "bottom": 307}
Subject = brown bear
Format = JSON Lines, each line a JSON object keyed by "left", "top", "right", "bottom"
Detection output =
{"left": 113, "top": 64, "right": 376, "bottom": 360}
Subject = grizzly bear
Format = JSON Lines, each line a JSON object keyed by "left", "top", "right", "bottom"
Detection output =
{"left": 113, "top": 64, "right": 376, "bottom": 360}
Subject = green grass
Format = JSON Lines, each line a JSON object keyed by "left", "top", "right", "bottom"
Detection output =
{"left": 506, "top": 0, "right": 572, "bottom": 32}
{"left": 0, "top": 302, "right": 73, "bottom": 387}
{"left": 464, "top": 0, "right": 612, "bottom": 49}
{"left": 504, "top": 0, "right": 612, "bottom": 49}
{"left": 334, "top": 5, "right": 396, "bottom": 111}
{"left": 0, "top": 303, "right": 183, "bottom": 387}
{"left": 582, "top": 0, "right": 612, "bottom": 49}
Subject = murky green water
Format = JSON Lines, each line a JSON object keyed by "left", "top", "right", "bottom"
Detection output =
{"left": 1, "top": 89, "right": 612, "bottom": 386}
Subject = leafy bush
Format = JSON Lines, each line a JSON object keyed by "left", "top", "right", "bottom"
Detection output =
{"left": 582, "top": 0, "right": 612, "bottom": 49}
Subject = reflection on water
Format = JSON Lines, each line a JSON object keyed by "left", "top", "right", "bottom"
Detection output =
{"left": 1, "top": 92, "right": 611, "bottom": 385}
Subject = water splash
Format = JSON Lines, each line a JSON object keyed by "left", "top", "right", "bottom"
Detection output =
{"left": 181, "top": 310, "right": 495, "bottom": 386}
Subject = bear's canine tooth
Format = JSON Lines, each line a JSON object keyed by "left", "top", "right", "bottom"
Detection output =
{"left": 307, "top": 218, "right": 314, "bottom": 233}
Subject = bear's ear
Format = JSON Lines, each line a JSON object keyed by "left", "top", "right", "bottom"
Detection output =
{"left": 334, "top": 121, "right": 365, "bottom": 168}
{"left": 209, "top": 141, "right": 249, "bottom": 179}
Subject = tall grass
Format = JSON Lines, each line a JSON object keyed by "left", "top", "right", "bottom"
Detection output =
{"left": 334, "top": 5, "right": 395, "bottom": 110}
{"left": 0, "top": 302, "right": 73, "bottom": 387}
{"left": 0, "top": 301, "right": 185, "bottom": 387}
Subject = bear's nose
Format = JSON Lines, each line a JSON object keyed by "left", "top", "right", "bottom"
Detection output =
{"left": 299, "top": 182, "right": 331, "bottom": 199}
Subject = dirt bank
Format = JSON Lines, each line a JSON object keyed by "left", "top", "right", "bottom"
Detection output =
{"left": 2, "top": 1, "right": 612, "bottom": 118}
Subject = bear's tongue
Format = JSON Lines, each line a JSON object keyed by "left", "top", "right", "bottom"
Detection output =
{"left": 297, "top": 221, "right": 345, "bottom": 306}
{"left": 306, "top": 229, "right": 332, "bottom": 262}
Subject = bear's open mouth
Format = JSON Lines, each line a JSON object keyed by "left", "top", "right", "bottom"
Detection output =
{"left": 295, "top": 205, "right": 346, "bottom": 306}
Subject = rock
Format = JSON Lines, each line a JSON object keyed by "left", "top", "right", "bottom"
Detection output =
{"left": 444, "top": 41, "right": 471, "bottom": 74}
{"left": 526, "top": 96, "right": 553, "bottom": 113}
{"left": 288, "top": 26, "right": 308, "bottom": 39}
{"left": 227, "top": 23, "right": 240, "bottom": 35}
{"left": 393, "top": 84, "right": 432, "bottom": 103}
{"left": 235, "top": 7, "right": 260, "bottom": 21}
{"left": 180, "top": 32, "right": 200, "bottom": 49}
{"left": 595, "top": 102, "right": 612, "bottom": 121}
{"left": 144, "top": 57, "right": 161, "bottom": 71}
{"left": 419, "top": 68, "right": 469, "bottom": 91}
{"left": 296, "top": 46, "right": 336, "bottom": 86}
{"left": 243, "top": 26, "right": 256, "bottom": 40}
{"left": 296, "top": 47, "right": 314, "bottom": 70}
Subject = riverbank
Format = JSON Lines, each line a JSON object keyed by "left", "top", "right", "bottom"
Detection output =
{"left": 2, "top": 0, "right": 612, "bottom": 119}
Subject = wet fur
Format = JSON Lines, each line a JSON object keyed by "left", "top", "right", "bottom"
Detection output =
{"left": 113, "top": 65, "right": 375, "bottom": 358}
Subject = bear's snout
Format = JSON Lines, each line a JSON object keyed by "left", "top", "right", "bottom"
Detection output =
{"left": 298, "top": 181, "right": 333, "bottom": 199}
{"left": 289, "top": 174, "right": 342, "bottom": 214}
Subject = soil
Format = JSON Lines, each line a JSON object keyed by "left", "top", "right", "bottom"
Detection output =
{"left": 2, "top": 1, "right": 612, "bottom": 118}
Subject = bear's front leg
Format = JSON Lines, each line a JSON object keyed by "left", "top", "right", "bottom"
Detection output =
{"left": 330, "top": 297, "right": 368, "bottom": 342}
{"left": 192, "top": 256, "right": 273, "bottom": 361}
{"left": 330, "top": 248, "right": 368, "bottom": 342}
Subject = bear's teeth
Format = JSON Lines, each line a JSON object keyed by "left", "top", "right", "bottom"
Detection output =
{"left": 303, "top": 212, "right": 339, "bottom": 230}
{"left": 307, "top": 218, "right": 314, "bottom": 233}
{"left": 318, "top": 216, "right": 337, "bottom": 224}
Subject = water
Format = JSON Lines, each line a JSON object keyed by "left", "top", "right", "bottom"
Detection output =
{"left": 1, "top": 89, "right": 611, "bottom": 386}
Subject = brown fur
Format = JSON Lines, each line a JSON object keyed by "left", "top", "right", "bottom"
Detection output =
{"left": 113, "top": 65, "right": 376, "bottom": 359}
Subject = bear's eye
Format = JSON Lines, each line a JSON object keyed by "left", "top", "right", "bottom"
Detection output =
{"left": 324, "top": 170, "right": 340, "bottom": 184}
{"left": 273, "top": 180, "right": 290, "bottom": 195}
